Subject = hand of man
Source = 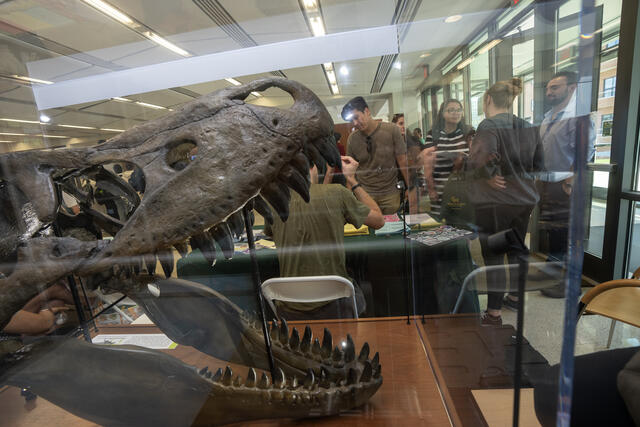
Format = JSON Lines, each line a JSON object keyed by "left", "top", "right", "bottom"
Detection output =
{"left": 562, "top": 177, "right": 573, "bottom": 195}
{"left": 418, "top": 146, "right": 437, "bottom": 173}
{"left": 341, "top": 156, "right": 359, "bottom": 186}
{"left": 487, "top": 175, "right": 507, "bottom": 190}
{"left": 39, "top": 306, "right": 70, "bottom": 334}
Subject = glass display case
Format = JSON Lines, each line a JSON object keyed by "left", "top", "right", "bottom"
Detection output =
{"left": 1, "top": 1, "right": 639, "bottom": 426}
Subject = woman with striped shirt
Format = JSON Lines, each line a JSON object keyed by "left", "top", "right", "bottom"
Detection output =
{"left": 418, "top": 99, "right": 474, "bottom": 218}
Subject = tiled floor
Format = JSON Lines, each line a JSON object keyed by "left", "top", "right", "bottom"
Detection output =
{"left": 477, "top": 290, "right": 640, "bottom": 366}
{"left": 468, "top": 237, "right": 640, "bottom": 366}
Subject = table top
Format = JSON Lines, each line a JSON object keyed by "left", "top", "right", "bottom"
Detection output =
{"left": 1, "top": 317, "right": 453, "bottom": 427}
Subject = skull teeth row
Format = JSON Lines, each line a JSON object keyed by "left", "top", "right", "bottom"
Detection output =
{"left": 239, "top": 313, "right": 380, "bottom": 370}
{"left": 197, "top": 360, "right": 381, "bottom": 392}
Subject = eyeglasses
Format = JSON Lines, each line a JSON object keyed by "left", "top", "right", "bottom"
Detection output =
{"left": 445, "top": 108, "right": 463, "bottom": 114}
{"left": 366, "top": 136, "right": 373, "bottom": 154}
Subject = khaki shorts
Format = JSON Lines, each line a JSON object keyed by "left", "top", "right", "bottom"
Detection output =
{"left": 373, "top": 191, "right": 401, "bottom": 215}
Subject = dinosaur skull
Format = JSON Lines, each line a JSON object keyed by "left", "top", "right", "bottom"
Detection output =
{"left": 0, "top": 78, "right": 382, "bottom": 426}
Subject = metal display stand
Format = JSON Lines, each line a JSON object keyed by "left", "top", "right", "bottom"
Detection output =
{"left": 243, "top": 204, "right": 277, "bottom": 379}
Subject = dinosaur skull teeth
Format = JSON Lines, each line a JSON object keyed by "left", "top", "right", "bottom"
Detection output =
{"left": 196, "top": 362, "right": 381, "bottom": 391}
{"left": 245, "top": 316, "right": 378, "bottom": 373}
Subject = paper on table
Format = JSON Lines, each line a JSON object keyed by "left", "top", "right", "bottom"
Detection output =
{"left": 344, "top": 224, "right": 369, "bottom": 236}
{"left": 405, "top": 213, "right": 441, "bottom": 228}
{"left": 255, "top": 239, "right": 276, "bottom": 249}
{"left": 93, "top": 334, "right": 177, "bottom": 349}
{"left": 375, "top": 221, "right": 409, "bottom": 235}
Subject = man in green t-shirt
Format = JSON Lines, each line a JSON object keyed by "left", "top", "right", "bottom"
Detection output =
{"left": 266, "top": 155, "right": 384, "bottom": 320}
{"left": 341, "top": 96, "right": 409, "bottom": 214}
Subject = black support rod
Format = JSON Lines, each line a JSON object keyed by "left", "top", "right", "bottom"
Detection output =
{"left": 242, "top": 205, "right": 276, "bottom": 379}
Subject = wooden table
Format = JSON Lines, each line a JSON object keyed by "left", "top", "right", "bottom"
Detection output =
{"left": 1, "top": 317, "right": 454, "bottom": 426}
{"left": 416, "top": 314, "right": 549, "bottom": 427}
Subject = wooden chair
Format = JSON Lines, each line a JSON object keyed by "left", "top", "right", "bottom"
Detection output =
{"left": 577, "top": 270, "right": 640, "bottom": 348}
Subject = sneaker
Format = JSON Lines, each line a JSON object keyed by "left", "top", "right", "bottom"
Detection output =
{"left": 541, "top": 283, "right": 565, "bottom": 298}
{"left": 480, "top": 310, "right": 502, "bottom": 326}
{"left": 502, "top": 296, "right": 519, "bottom": 312}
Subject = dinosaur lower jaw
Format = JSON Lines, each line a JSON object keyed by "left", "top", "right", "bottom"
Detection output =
{"left": 130, "top": 278, "right": 382, "bottom": 386}
{"left": 3, "top": 337, "right": 381, "bottom": 426}
{"left": 193, "top": 365, "right": 382, "bottom": 426}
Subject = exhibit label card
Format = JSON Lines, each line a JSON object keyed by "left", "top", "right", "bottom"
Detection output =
{"left": 93, "top": 334, "right": 177, "bottom": 349}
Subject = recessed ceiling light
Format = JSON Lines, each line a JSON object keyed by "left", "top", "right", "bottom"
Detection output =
{"left": 309, "top": 16, "right": 326, "bottom": 37}
{"left": 1, "top": 118, "right": 41, "bottom": 124}
{"left": 478, "top": 39, "right": 502, "bottom": 54}
{"left": 82, "top": 0, "right": 134, "bottom": 25}
{"left": 144, "top": 32, "right": 191, "bottom": 57}
{"left": 0, "top": 132, "right": 68, "bottom": 138}
{"left": 326, "top": 70, "right": 337, "bottom": 85}
{"left": 225, "top": 78, "right": 242, "bottom": 86}
{"left": 11, "top": 75, "right": 53, "bottom": 85}
{"left": 444, "top": 15, "right": 462, "bottom": 23}
{"left": 135, "top": 101, "right": 167, "bottom": 110}
{"left": 420, "top": 52, "right": 431, "bottom": 58}
{"left": 112, "top": 97, "right": 132, "bottom": 103}
{"left": 39, "top": 114, "right": 51, "bottom": 123}
{"left": 302, "top": 0, "right": 318, "bottom": 9}
{"left": 456, "top": 56, "right": 475, "bottom": 70}
{"left": 58, "top": 124, "right": 96, "bottom": 130}
{"left": 339, "top": 65, "right": 349, "bottom": 76}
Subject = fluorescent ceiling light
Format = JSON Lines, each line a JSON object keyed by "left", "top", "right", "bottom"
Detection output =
{"left": 309, "top": 16, "right": 326, "bottom": 37}
{"left": 12, "top": 75, "right": 53, "bottom": 85}
{"left": 145, "top": 32, "right": 191, "bottom": 57}
{"left": 478, "top": 39, "right": 502, "bottom": 54}
{"left": 0, "top": 140, "right": 14, "bottom": 143}
{"left": 82, "top": 0, "right": 133, "bottom": 25}
{"left": 302, "top": 0, "right": 318, "bottom": 9}
{"left": 444, "top": 15, "right": 462, "bottom": 23}
{"left": 420, "top": 52, "right": 431, "bottom": 58}
{"left": 456, "top": 56, "right": 475, "bottom": 70}
{"left": 112, "top": 96, "right": 132, "bottom": 102}
{"left": 39, "top": 114, "right": 50, "bottom": 123}
{"left": 135, "top": 101, "right": 167, "bottom": 110}
{"left": 330, "top": 84, "right": 340, "bottom": 95}
{"left": 323, "top": 62, "right": 333, "bottom": 70}
{"left": 393, "top": 62, "right": 402, "bottom": 70}
{"left": 1, "top": 118, "right": 41, "bottom": 124}
{"left": 0, "top": 132, "right": 68, "bottom": 138}
{"left": 326, "top": 70, "right": 337, "bottom": 85}
{"left": 339, "top": 65, "right": 349, "bottom": 76}
{"left": 225, "top": 78, "right": 242, "bottom": 86}
{"left": 250, "top": 91, "right": 262, "bottom": 97}
{"left": 101, "top": 128, "right": 125, "bottom": 132}
{"left": 58, "top": 124, "right": 96, "bottom": 130}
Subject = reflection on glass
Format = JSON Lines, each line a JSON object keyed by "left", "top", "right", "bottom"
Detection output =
{"left": 626, "top": 203, "right": 640, "bottom": 277}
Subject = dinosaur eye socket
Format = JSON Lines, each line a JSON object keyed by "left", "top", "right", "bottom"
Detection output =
{"left": 166, "top": 140, "right": 197, "bottom": 171}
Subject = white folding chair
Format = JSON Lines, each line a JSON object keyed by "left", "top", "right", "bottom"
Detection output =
{"left": 261, "top": 275, "right": 358, "bottom": 320}
{"left": 451, "top": 261, "right": 564, "bottom": 313}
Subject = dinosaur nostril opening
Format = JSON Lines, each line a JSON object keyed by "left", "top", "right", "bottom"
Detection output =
{"left": 166, "top": 140, "right": 198, "bottom": 171}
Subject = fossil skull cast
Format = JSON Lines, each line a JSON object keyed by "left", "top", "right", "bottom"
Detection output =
{"left": 0, "top": 78, "right": 381, "bottom": 425}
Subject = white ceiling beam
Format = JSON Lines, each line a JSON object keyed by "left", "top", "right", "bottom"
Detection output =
{"left": 32, "top": 25, "right": 399, "bottom": 110}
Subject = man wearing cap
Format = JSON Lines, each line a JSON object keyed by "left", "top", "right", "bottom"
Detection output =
{"left": 341, "top": 97, "right": 409, "bottom": 214}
